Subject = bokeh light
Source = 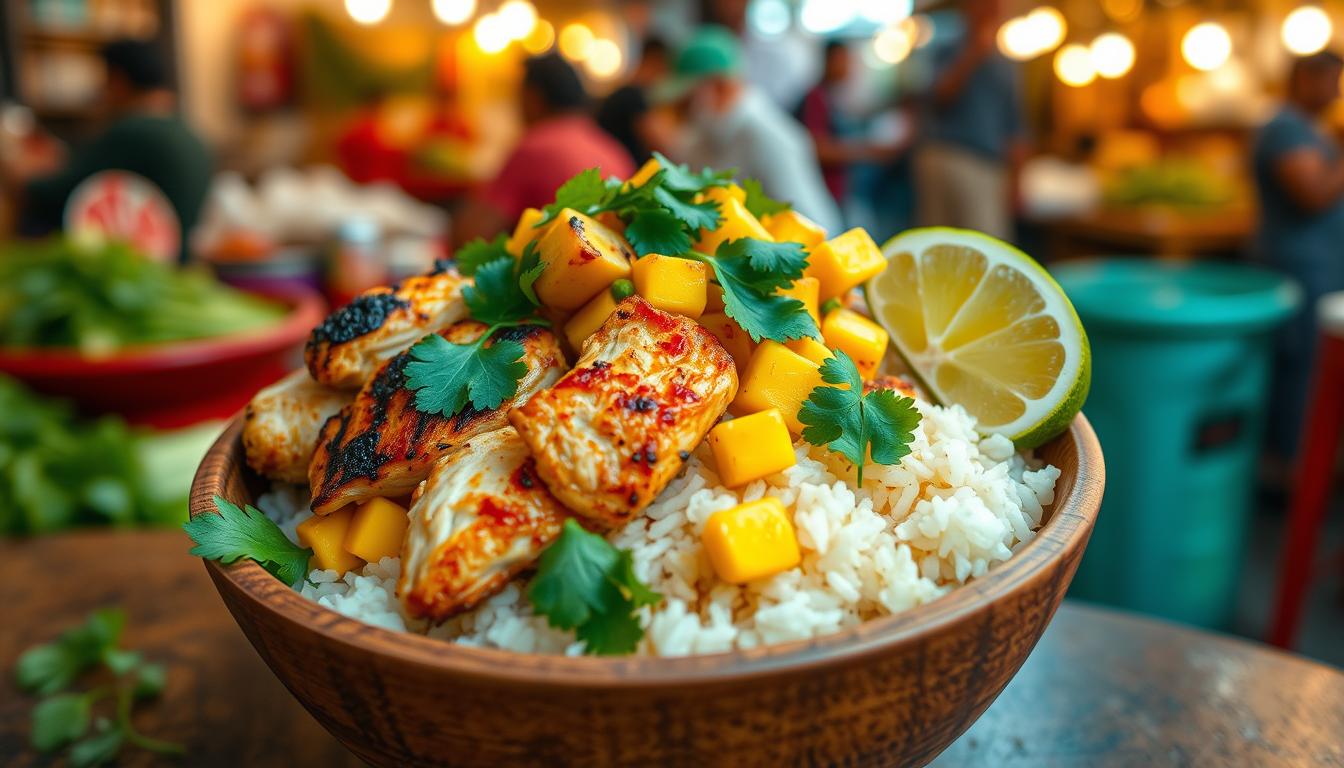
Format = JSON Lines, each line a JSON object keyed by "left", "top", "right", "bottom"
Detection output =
{"left": 559, "top": 22, "right": 595, "bottom": 61}
{"left": 431, "top": 0, "right": 474, "bottom": 26}
{"left": 873, "top": 23, "right": 914, "bottom": 64}
{"left": 748, "top": 0, "right": 792, "bottom": 37}
{"left": 1282, "top": 6, "right": 1332, "bottom": 56}
{"left": 587, "top": 39, "right": 624, "bottom": 78}
{"left": 345, "top": 0, "right": 392, "bottom": 25}
{"left": 801, "top": 0, "right": 858, "bottom": 34}
{"left": 907, "top": 15, "right": 934, "bottom": 48}
{"left": 522, "top": 19, "right": 555, "bottom": 54}
{"left": 1101, "top": 0, "right": 1142, "bottom": 24}
{"left": 474, "top": 12, "right": 511, "bottom": 53}
{"left": 998, "top": 6, "right": 1067, "bottom": 60}
{"left": 1090, "top": 32, "right": 1135, "bottom": 79}
{"left": 1182, "top": 22, "right": 1232, "bottom": 72}
{"left": 1054, "top": 43, "right": 1097, "bottom": 87}
{"left": 497, "top": 0, "right": 537, "bottom": 41}
{"left": 859, "top": 0, "right": 912, "bottom": 25}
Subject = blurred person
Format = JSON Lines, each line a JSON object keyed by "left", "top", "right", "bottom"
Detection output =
{"left": 455, "top": 54, "right": 633, "bottom": 245}
{"left": 595, "top": 37, "right": 671, "bottom": 164}
{"left": 700, "top": 0, "right": 817, "bottom": 110}
{"left": 335, "top": 88, "right": 402, "bottom": 185}
{"left": 798, "top": 40, "right": 905, "bottom": 211}
{"left": 914, "top": 0, "right": 1026, "bottom": 241}
{"left": 664, "top": 26, "right": 842, "bottom": 233}
{"left": 1253, "top": 50, "right": 1344, "bottom": 463}
{"left": 0, "top": 39, "right": 211, "bottom": 263}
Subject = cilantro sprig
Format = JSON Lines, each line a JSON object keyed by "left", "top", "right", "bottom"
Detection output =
{"left": 184, "top": 496, "right": 312, "bottom": 585}
{"left": 527, "top": 519, "right": 661, "bottom": 655}
{"left": 686, "top": 239, "right": 820, "bottom": 342}
{"left": 743, "top": 178, "right": 790, "bottom": 219}
{"left": 798, "top": 351, "right": 922, "bottom": 485}
{"left": 15, "top": 608, "right": 183, "bottom": 766}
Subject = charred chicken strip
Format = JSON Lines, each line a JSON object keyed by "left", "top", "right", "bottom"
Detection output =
{"left": 309, "top": 321, "right": 565, "bottom": 515}
{"left": 864, "top": 374, "right": 922, "bottom": 401}
{"left": 399, "top": 427, "right": 570, "bottom": 621}
{"left": 241, "top": 369, "right": 353, "bottom": 484}
{"left": 305, "top": 270, "right": 467, "bottom": 389}
{"left": 509, "top": 296, "right": 738, "bottom": 528}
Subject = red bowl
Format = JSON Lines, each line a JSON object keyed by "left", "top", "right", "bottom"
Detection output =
{"left": 0, "top": 288, "right": 326, "bottom": 428}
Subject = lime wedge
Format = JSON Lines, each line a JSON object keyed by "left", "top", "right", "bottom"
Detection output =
{"left": 865, "top": 228, "right": 1089, "bottom": 448}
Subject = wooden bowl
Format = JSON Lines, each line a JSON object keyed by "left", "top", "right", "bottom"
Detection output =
{"left": 190, "top": 416, "right": 1104, "bottom": 767}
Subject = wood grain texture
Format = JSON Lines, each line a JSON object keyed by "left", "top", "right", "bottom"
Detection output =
{"left": 188, "top": 416, "right": 1106, "bottom": 767}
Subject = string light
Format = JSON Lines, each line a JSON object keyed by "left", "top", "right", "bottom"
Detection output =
{"left": 1182, "top": 22, "right": 1232, "bottom": 72}
{"left": 1282, "top": 6, "right": 1332, "bottom": 56}
{"left": 498, "top": 0, "right": 537, "bottom": 41}
{"left": 997, "top": 6, "right": 1067, "bottom": 60}
{"left": 522, "top": 19, "right": 555, "bottom": 54}
{"left": 587, "top": 39, "right": 624, "bottom": 78}
{"left": 431, "top": 0, "right": 474, "bottom": 26}
{"left": 873, "top": 23, "right": 914, "bottom": 64}
{"left": 1090, "top": 32, "right": 1135, "bottom": 79}
{"left": 345, "top": 0, "right": 391, "bottom": 25}
{"left": 559, "top": 22, "right": 595, "bottom": 60}
{"left": 474, "top": 12, "right": 511, "bottom": 53}
{"left": 1054, "top": 43, "right": 1097, "bottom": 87}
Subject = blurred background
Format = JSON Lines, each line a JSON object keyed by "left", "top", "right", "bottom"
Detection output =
{"left": 0, "top": 0, "right": 1341, "bottom": 667}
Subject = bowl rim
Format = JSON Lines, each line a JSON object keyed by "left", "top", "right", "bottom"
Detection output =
{"left": 191, "top": 414, "right": 1103, "bottom": 689}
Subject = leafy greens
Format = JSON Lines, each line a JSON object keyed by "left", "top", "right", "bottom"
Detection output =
{"left": 182, "top": 496, "right": 313, "bottom": 586}
{"left": 798, "top": 351, "right": 922, "bottom": 485}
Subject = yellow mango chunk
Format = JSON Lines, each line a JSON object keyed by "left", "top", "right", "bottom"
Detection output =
{"left": 777, "top": 276, "right": 821, "bottom": 329}
{"left": 732, "top": 341, "right": 824, "bottom": 434}
{"left": 702, "top": 497, "right": 801, "bottom": 584}
{"left": 707, "top": 409, "right": 797, "bottom": 487}
{"left": 297, "top": 508, "right": 364, "bottom": 575}
{"left": 699, "top": 312, "right": 756, "bottom": 372}
{"left": 343, "top": 498, "right": 409, "bottom": 563}
{"left": 786, "top": 336, "right": 833, "bottom": 367}
{"left": 534, "top": 208, "right": 634, "bottom": 310}
{"left": 564, "top": 287, "right": 621, "bottom": 351}
{"left": 762, "top": 209, "right": 827, "bottom": 249}
{"left": 695, "top": 197, "right": 772, "bottom": 256}
{"left": 806, "top": 228, "right": 887, "bottom": 301}
{"left": 632, "top": 254, "right": 708, "bottom": 319}
{"left": 705, "top": 284, "right": 726, "bottom": 313}
{"left": 822, "top": 308, "right": 889, "bottom": 380}
{"left": 700, "top": 184, "right": 747, "bottom": 207}
{"left": 626, "top": 158, "right": 661, "bottom": 189}
{"left": 505, "top": 207, "right": 544, "bottom": 258}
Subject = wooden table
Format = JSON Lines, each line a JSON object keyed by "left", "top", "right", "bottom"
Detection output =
{"left": 3, "top": 532, "right": 1342, "bottom": 767}
{"left": 1041, "top": 206, "right": 1255, "bottom": 261}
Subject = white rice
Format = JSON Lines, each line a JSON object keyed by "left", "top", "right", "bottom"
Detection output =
{"left": 257, "top": 400, "right": 1059, "bottom": 657}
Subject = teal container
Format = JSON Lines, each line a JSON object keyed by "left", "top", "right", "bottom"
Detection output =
{"left": 1053, "top": 260, "right": 1299, "bottom": 629}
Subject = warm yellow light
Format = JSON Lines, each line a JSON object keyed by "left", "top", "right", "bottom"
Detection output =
{"left": 997, "top": 17, "right": 1037, "bottom": 60}
{"left": 1090, "top": 32, "right": 1135, "bottom": 79}
{"left": 431, "top": 0, "right": 473, "bottom": 25}
{"left": 559, "top": 23, "right": 595, "bottom": 60}
{"left": 1027, "top": 7, "right": 1067, "bottom": 52}
{"left": 906, "top": 15, "right": 934, "bottom": 48}
{"left": 1182, "top": 22, "right": 1232, "bottom": 72}
{"left": 586, "top": 39, "right": 624, "bottom": 78}
{"left": 345, "top": 0, "right": 391, "bottom": 25}
{"left": 498, "top": 0, "right": 537, "bottom": 41}
{"left": 522, "top": 19, "right": 555, "bottom": 54}
{"left": 1283, "top": 6, "right": 1332, "bottom": 56}
{"left": 874, "top": 23, "right": 914, "bottom": 64}
{"left": 998, "top": 6, "right": 1067, "bottom": 60}
{"left": 1101, "top": 0, "right": 1142, "bottom": 24}
{"left": 474, "top": 13, "right": 511, "bottom": 53}
{"left": 1054, "top": 43, "right": 1097, "bottom": 87}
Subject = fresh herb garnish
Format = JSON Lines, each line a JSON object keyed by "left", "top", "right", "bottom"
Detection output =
{"left": 798, "top": 350, "right": 922, "bottom": 485}
{"left": 453, "top": 234, "right": 511, "bottom": 277}
{"left": 183, "top": 496, "right": 312, "bottom": 585}
{"left": 527, "top": 519, "right": 662, "bottom": 655}
{"left": 537, "top": 167, "right": 611, "bottom": 227}
{"left": 742, "top": 178, "right": 791, "bottom": 219}
{"left": 15, "top": 607, "right": 184, "bottom": 765}
{"left": 686, "top": 239, "right": 820, "bottom": 343}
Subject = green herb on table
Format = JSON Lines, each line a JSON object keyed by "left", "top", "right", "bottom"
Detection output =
{"left": 798, "top": 350, "right": 922, "bottom": 486}
{"left": 15, "top": 607, "right": 184, "bottom": 766}
{"left": 527, "top": 519, "right": 662, "bottom": 655}
{"left": 684, "top": 239, "right": 820, "bottom": 343}
{"left": 183, "top": 496, "right": 312, "bottom": 586}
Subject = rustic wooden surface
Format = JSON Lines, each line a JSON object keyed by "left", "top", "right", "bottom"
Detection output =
{"left": 4, "top": 532, "right": 1343, "bottom": 767}
{"left": 1042, "top": 206, "right": 1253, "bottom": 261}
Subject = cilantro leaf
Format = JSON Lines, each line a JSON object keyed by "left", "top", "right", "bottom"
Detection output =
{"left": 798, "top": 351, "right": 921, "bottom": 485}
{"left": 453, "top": 235, "right": 511, "bottom": 277}
{"left": 464, "top": 257, "right": 535, "bottom": 325}
{"left": 742, "top": 178, "right": 790, "bottom": 219}
{"left": 539, "top": 167, "right": 609, "bottom": 225}
{"left": 527, "top": 519, "right": 661, "bottom": 655}
{"left": 183, "top": 496, "right": 312, "bottom": 586}
{"left": 69, "top": 727, "right": 125, "bottom": 768}
{"left": 132, "top": 663, "right": 167, "bottom": 700}
{"left": 405, "top": 331, "right": 527, "bottom": 417}
{"left": 517, "top": 241, "right": 545, "bottom": 306}
{"left": 652, "top": 152, "right": 735, "bottom": 193}
{"left": 625, "top": 209, "right": 692, "bottom": 256}
{"left": 692, "top": 239, "right": 817, "bottom": 342}
{"left": 31, "top": 693, "right": 91, "bottom": 752}
{"left": 716, "top": 238, "right": 809, "bottom": 284}
{"left": 17, "top": 608, "right": 126, "bottom": 695}
{"left": 654, "top": 187, "right": 722, "bottom": 231}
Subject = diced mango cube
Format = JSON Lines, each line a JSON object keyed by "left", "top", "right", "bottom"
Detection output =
{"left": 762, "top": 209, "right": 827, "bottom": 250}
{"left": 699, "top": 312, "right": 756, "bottom": 372}
{"left": 564, "top": 287, "right": 620, "bottom": 351}
{"left": 707, "top": 409, "right": 797, "bottom": 487}
{"left": 776, "top": 276, "right": 821, "bottom": 329}
{"left": 626, "top": 158, "right": 662, "bottom": 189}
{"left": 296, "top": 508, "right": 364, "bottom": 575}
{"left": 805, "top": 228, "right": 887, "bottom": 301}
{"left": 695, "top": 197, "right": 772, "bottom": 256}
{"left": 631, "top": 254, "right": 708, "bottom": 319}
{"left": 701, "top": 184, "right": 747, "bottom": 207}
{"left": 534, "top": 208, "right": 634, "bottom": 310}
{"left": 505, "top": 207, "right": 545, "bottom": 258}
{"left": 822, "top": 308, "right": 889, "bottom": 380}
{"left": 343, "top": 497, "right": 409, "bottom": 563}
{"left": 785, "top": 336, "right": 833, "bottom": 367}
{"left": 732, "top": 341, "right": 824, "bottom": 433}
{"left": 702, "top": 497, "right": 801, "bottom": 584}
{"left": 705, "top": 283, "right": 726, "bottom": 313}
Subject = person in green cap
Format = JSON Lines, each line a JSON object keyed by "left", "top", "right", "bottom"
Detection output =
{"left": 659, "top": 25, "right": 841, "bottom": 233}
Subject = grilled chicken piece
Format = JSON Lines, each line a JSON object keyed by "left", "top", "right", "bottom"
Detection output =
{"left": 864, "top": 374, "right": 922, "bottom": 401}
{"left": 305, "top": 270, "right": 467, "bottom": 389}
{"left": 509, "top": 296, "right": 738, "bottom": 528}
{"left": 399, "top": 427, "right": 570, "bottom": 621}
{"left": 309, "top": 321, "right": 565, "bottom": 515}
{"left": 242, "top": 369, "right": 353, "bottom": 483}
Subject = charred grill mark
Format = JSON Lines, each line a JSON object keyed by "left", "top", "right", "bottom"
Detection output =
{"left": 332, "top": 429, "right": 388, "bottom": 485}
{"left": 621, "top": 395, "right": 659, "bottom": 413}
{"left": 308, "top": 292, "right": 410, "bottom": 348}
{"left": 319, "top": 410, "right": 354, "bottom": 488}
